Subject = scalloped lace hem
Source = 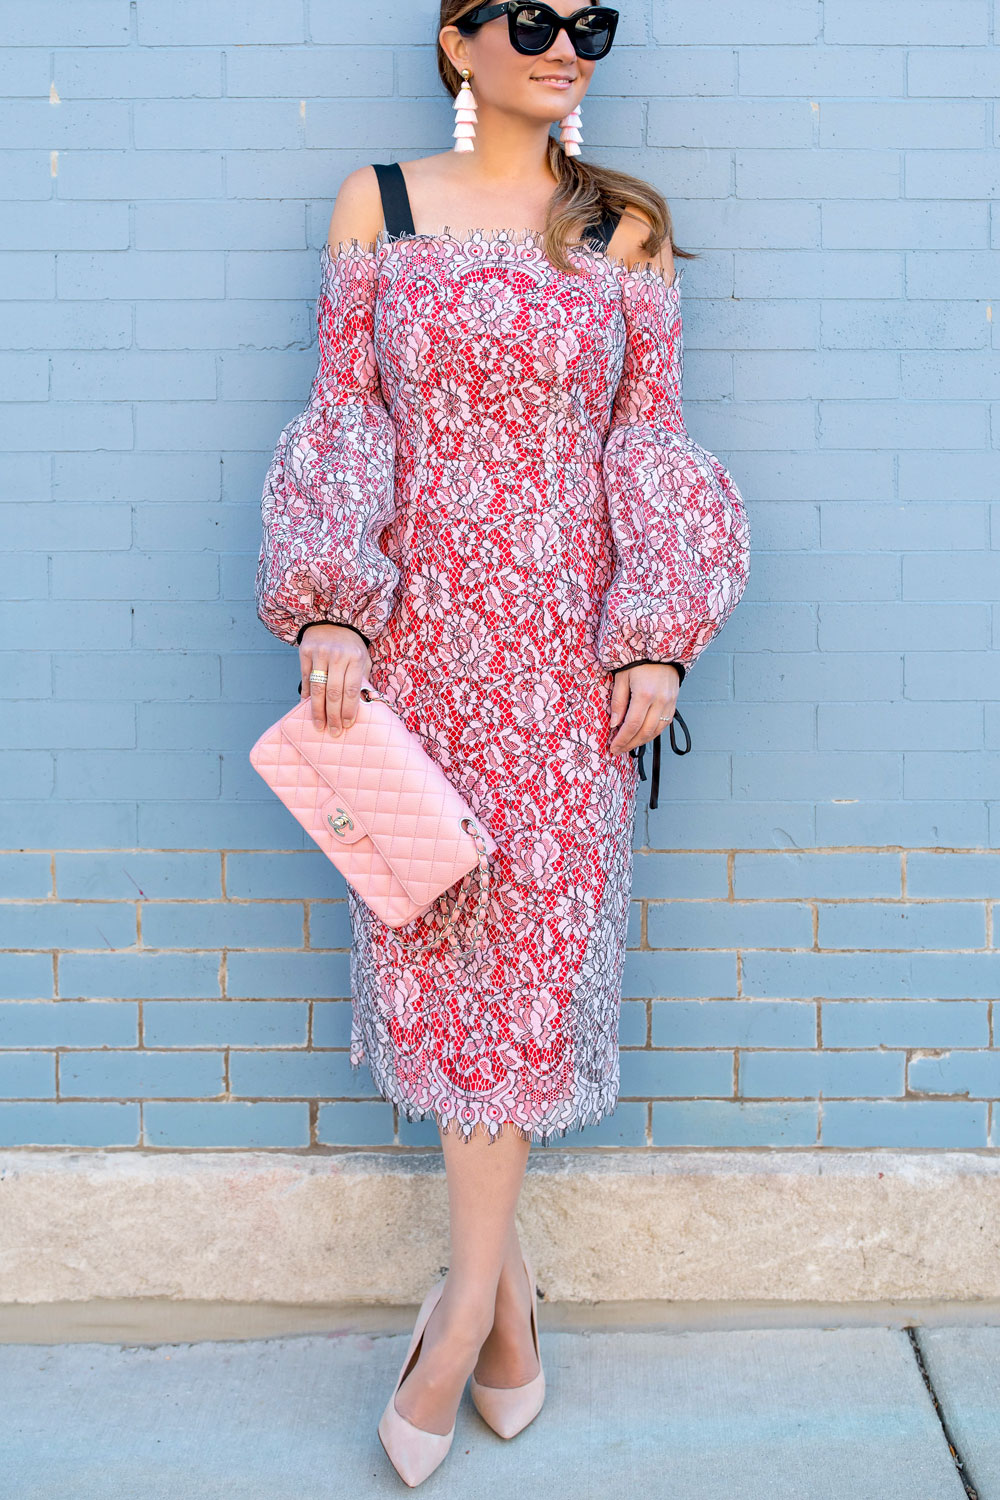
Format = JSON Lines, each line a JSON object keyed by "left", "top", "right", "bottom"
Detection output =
{"left": 320, "top": 226, "right": 684, "bottom": 293}
{"left": 349, "top": 1053, "right": 621, "bottom": 1147}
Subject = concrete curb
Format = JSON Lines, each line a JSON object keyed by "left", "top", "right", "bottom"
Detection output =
{"left": 4, "top": 1148, "right": 1000, "bottom": 1306}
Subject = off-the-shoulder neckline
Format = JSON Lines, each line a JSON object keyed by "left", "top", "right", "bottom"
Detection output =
{"left": 319, "top": 226, "right": 684, "bottom": 294}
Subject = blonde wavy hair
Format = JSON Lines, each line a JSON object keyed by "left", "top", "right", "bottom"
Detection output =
{"left": 437, "top": 0, "right": 697, "bottom": 276}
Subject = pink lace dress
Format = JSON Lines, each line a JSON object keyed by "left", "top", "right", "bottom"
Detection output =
{"left": 255, "top": 224, "right": 751, "bottom": 1146}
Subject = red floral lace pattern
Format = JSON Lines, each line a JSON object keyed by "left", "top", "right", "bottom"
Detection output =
{"left": 255, "top": 250, "right": 400, "bottom": 646}
{"left": 596, "top": 269, "right": 752, "bottom": 673}
{"left": 256, "top": 230, "right": 750, "bottom": 1146}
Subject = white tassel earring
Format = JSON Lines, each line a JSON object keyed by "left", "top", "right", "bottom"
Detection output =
{"left": 453, "top": 69, "right": 477, "bottom": 153}
{"left": 559, "top": 104, "right": 583, "bottom": 157}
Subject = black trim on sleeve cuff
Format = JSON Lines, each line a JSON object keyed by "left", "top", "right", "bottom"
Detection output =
{"left": 295, "top": 619, "right": 372, "bottom": 649}
{"left": 612, "top": 658, "right": 686, "bottom": 684}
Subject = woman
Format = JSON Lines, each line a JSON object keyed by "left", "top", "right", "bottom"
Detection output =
{"left": 255, "top": 0, "right": 751, "bottom": 1485}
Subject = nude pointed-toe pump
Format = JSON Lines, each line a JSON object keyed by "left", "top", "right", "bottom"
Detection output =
{"left": 470, "top": 1251, "right": 545, "bottom": 1439}
{"left": 377, "top": 1277, "right": 456, "bottom": 1488}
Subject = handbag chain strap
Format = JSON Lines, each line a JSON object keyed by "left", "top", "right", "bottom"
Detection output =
{"left": 396, "top": 819, "right": 491, "bottom": 957}
{"left": 359, "top": 686, "right": 492, "bottom": 957}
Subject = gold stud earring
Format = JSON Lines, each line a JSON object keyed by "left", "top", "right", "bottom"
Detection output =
{"left": 453, "top": 69, "right": 477, "bottom": 153}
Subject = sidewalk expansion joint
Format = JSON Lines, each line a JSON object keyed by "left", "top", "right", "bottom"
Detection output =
{"left": 905, "top": 1326, "right": 978, "bottom": 1500}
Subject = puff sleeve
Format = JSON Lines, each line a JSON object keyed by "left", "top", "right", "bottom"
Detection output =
{"left": 255, "top": 242, "right": 401, "bottom": 647}
{"left": 597, "top": 264, "right": 751, "bottom": 678}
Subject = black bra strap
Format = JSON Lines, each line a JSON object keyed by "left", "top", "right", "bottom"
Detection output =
{"left": 372, "top": 161, "right": 416, "bottom": 239}
{"left": 372, "top": 165, "right": 620, "bottom": 254}
{"left": 583, "top": 207, "right": 622, "bottom": 253}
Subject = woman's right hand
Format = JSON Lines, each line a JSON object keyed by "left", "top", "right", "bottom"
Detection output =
{"left": 298, "top": 624, "right": 372, "bottom": 735}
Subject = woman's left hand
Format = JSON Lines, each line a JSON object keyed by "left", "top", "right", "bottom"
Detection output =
{"left": 608, "top": 663, "right": 682, "bottom": 755}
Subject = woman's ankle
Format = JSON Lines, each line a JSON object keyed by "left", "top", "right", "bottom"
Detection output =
{"left": 494, "top": 1253, "right": 530, "bottom": 1306}
{"left": 434, "top": 1288, "right": 496, "bottom": 1349}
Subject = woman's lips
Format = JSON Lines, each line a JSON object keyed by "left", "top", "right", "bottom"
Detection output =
{"left": 533, "top": 77, "right": 574, "bottom": 89}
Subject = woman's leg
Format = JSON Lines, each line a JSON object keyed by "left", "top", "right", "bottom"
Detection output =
{"left": 472, "top": 1213, "right": 542, "bottom": 1387}
{"left": 392, "top": 1120, "right": 532, "bottom": 1434}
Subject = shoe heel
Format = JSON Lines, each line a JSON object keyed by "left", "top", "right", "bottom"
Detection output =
{"left": 377, "top": 1277, "right": 456, "bottom": 1487}
{"left": 470, "top": 1250, "right": 545, "bottom": 1439}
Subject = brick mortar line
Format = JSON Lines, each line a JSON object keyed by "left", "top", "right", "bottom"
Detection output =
{"left": 3, "top": 1144, "right": 1000, "bottom": 1157}
{"left": 3, "top": 847, "right": 996, "bottom": 854}
{"left": 8, "top": 898, "right": 1000, "bottom": 904}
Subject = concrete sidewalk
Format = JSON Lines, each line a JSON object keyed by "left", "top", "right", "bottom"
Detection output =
{"left": 5, "top": 1321, "right": 998, "bottom": 1499}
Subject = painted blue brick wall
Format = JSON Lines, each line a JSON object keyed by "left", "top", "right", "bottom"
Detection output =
{"left": 2, "top": 1, "right": 998, "bottom": 1153}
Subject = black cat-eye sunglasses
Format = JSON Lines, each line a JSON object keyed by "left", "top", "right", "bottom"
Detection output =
{"left": 455, "top": 2, "right": 620, "bottom": 61}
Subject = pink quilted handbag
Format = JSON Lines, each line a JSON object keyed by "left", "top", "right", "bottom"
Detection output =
{"left": 249, "top": 681, "right": 498, "bottom": 955}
